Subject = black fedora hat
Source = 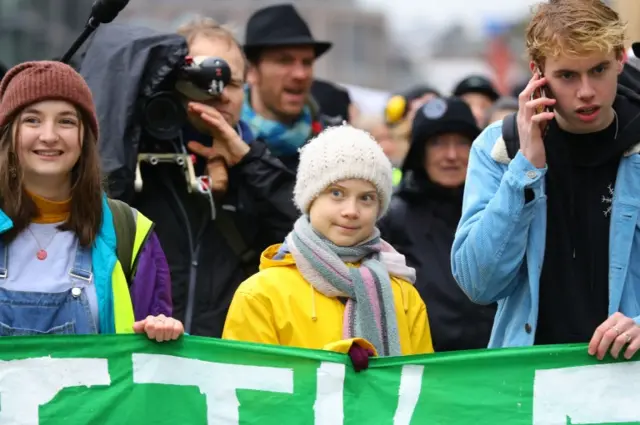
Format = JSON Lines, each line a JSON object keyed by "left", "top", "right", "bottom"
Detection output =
{"left": 244, "top": 4, "right": 332, "bottom": 60}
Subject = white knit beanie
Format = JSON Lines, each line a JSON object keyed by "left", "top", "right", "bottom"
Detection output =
{"left": 294, "top": 124, "right": 393, "bottom": 217}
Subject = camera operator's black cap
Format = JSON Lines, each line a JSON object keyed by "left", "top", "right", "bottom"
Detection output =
{"left": 244, "top": 4, "right": 332, "bottom": 62}
{"left": 453, "top": 75, "right": 499, "bottom": 101}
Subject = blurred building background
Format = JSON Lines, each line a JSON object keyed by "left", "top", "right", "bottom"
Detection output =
{"left": 0, "top": 0, "right": 92, "bottom": 64}
{"left": 0, "top": 0, "right": 638, "bottom": 112}
{"left": 118, "top": 0, "right": 417, "bottom": 92}
{"left": 612, "top": 0, "right": 640, "bottom": 45}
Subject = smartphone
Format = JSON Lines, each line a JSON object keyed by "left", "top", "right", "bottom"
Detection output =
{"left": 530, "top": 67, "right": 553, "bottom": 133}
{"left": 531, "top": 68, "right": 552, "bottom": 110}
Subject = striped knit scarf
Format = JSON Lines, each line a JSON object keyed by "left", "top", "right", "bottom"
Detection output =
{"left": 285, "top": 216, "right": 416, "bottom": 356}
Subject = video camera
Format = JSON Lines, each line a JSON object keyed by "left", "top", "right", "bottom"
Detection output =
{"left": 62, "top": 0, "right": 232, "bottom": 197}
{"left": 135, "top": 55, "right": 232, "bottom": 194}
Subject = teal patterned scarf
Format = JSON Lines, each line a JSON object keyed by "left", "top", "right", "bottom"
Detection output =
{"left": 241, "top": 86, "right": 314, "bottom": 157}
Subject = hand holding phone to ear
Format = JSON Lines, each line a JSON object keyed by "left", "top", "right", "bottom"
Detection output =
{"left": 516, "top": 72, "right": 556, "bottom": 168}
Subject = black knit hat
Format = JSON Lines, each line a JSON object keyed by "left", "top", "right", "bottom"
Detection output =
{"left": 403, "top": 97, "right": 479, "bottom": 172}
{"left": 453, "top": 75, "right": 499, "bottom": 102}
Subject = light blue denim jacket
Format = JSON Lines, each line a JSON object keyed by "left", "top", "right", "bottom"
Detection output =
{"left": 451, "top": 121, "right": 640, "bottom": 348}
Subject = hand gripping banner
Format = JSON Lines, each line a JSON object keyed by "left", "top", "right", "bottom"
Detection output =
{"left": 0, "top": 335, "right": 638, "bottom": 425}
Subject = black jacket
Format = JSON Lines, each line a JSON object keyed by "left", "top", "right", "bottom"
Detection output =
{"left": 379, "top": 171, "right": 496, "bottom": 352}
{"left": 132, "top": 136, "right": 298, "bottom": 336}
{"left": 535, "top": 93, "right": 640, "bottom": 345}
{"left": 78, "top": 23, "right": 299, "bottom": 336}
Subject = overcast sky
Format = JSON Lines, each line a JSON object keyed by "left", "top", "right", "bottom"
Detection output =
{"left": 357, "top": 0, "right": 540, "bottom": 32}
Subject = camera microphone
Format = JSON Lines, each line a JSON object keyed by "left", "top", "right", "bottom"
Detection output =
{"left": 90, "top": 0, "right": 130, "bottom": 24}
{"left": 60, "top": 0, "right": 130, "bottom": 64}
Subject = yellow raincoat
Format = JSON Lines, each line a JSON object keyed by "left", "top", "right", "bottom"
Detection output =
{"left": 222, "top": 244, "right": 434, "bottom": 356}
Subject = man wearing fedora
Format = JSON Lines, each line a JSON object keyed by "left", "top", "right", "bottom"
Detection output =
{"left": 241, "top": 3, "right": 333, "bottom": 171}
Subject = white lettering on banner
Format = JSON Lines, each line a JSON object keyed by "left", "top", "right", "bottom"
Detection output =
{"left": 532, "top": 361, "right": 640, "bottom": 424}
{"left": 0, "top": 357, "right": 110, "bottom": 425}
{"left": 314, "top": 362, "right": 345, "bottom": 425}
{"left": 132, "top": 354, "right": 294, "bottom": 425}
{"left": 393, "top": 365, "right": 424, "bottom": 425}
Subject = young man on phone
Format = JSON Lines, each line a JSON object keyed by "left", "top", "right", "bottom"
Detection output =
{"left": 452, "top": 0, "right": 640, "bottom": 360}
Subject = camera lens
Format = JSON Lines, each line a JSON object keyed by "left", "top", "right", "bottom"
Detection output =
{"left": 142, "top": 92, "right": 186, "bottom": 141}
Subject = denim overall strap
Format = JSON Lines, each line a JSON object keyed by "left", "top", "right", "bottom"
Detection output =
{"left": 68, "top": 243, "right": 99, "bottom": 333}
{"left": 69, "top": 242, "right": 93, "bottom": 283}
{"left": 0, "top": 237, "right": 8, "bottom": 280}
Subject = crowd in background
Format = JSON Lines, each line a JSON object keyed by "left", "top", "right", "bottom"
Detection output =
{"left": 0, "top": 0, "right": 640, "bottom": 369}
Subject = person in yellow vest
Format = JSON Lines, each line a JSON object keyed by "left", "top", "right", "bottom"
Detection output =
{"left": 223, "top": 124, "right": 433, "bottom": 358}
{"left": 392, "top": 168, "right": 403, "bottom": 186}
{"left": 0, "top": 61, "right": 182, "bottom": 341}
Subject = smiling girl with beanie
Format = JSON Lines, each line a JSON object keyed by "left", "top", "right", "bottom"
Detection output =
{"left": 0, "top": 61, "right": 182, "bottom": 341}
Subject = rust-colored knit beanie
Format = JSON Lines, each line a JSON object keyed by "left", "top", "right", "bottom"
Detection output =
{"left": 0, "top": 61, "right": 99, "bottom": 140}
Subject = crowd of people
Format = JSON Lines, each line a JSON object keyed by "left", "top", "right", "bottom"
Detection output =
{"left": 0, "top": 0, "right": 640, "bottom": 371}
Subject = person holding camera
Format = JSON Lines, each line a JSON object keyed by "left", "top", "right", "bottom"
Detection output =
{"left": 79, "top": 17, "right": 300, "bottom": 338}
{"left": 146, "top": 18, "right": 298, "bottom": 337}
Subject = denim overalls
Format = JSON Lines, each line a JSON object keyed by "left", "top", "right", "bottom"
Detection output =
{"left": 0, "top": 238, "right": 98, "bottom": 336}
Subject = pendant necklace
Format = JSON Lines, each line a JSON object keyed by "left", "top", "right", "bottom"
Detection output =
{"left": 27, "top": 227, "right": 59, "bottom": 261}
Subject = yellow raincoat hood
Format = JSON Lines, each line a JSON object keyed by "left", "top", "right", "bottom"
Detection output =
{"left": 222, "top": 244, "right": 434, "bottom": 356}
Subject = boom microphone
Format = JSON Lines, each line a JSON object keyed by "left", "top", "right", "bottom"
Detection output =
{"left": 90, "top": 0, "right": 130, "bottom": 24}
{"left": 60, "top": 0, "right": 130, "bottom": 64}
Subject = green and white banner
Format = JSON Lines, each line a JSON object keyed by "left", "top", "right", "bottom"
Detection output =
{"left": 1, "top": 335, "right": 638, "bottom": 425}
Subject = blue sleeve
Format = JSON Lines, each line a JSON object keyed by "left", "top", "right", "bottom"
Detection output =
{"left": 451, "top": 123, "right": 547, "bottom": 304}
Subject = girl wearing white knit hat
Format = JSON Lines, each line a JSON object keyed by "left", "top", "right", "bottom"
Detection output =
{"left": 223, "top": 124, "right": 433, "bottom": 359}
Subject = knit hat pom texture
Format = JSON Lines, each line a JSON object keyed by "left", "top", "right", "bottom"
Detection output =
{"left": 294, "top": 124, "right": 393, "bottom": 217}
{"left": 0, "top": 61, "right": 99, "bottom": 140}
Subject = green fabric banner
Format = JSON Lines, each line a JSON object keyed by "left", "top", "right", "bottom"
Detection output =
{"left": 1, "top": 335, "right": 638, "bottom": 425}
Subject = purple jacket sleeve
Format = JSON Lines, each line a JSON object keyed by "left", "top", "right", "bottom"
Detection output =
{"left": 128, "top": 232, "right": 173, "bottom": 320}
